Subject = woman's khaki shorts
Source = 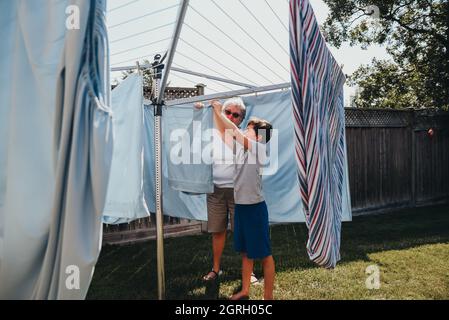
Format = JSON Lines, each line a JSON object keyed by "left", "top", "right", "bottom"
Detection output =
{"left": 207, "top": 186, "right": 235, "bottom": 233}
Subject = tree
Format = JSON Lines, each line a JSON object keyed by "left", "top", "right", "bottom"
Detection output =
{"left": 347, "top": 58, "right": 430, "bottom": 109}
{"left": 322, "top": 0, "right": 449, "bottom": 110}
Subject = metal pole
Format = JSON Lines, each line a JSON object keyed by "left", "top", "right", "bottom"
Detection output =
{"left": 170, "top": 67, "right": 255, "bottom": 88}
{"left": 111, "top": 62, "right": 153, "bottom": 72}
{"left": 111, "top": 64, "right": 255, "bottom": 89}
{"left": 156, "top": 0, "right": 190, "bottom": 105}
{"left": 160, "top": 82, "right": 292, "bottom": 106}
{"left": 153, "top": 0, "right": 190, "bottom": 301}
{"left": 152, "top": 65, "right": 165, "bottom": 301}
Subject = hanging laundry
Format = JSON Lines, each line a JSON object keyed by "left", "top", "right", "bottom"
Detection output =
{"left": 143, "top": 91, "right": 351, "bottom": 224}
{"left": 0, "top": 0, "right": 113, "bottom": 299}
{"left": 290, "top": 0, "right": 352, "bottom": 268}
{"left": 166, "top": 104, "right": 214, "bottom": 194}
{"left": 243, "top": 91, "right": 308, "bottom": 223}
{"left": 143, "top": 105, "right": 209, "bottom": 221}
{"left": 103, "top": 73, "right": 150, "bottom": 224}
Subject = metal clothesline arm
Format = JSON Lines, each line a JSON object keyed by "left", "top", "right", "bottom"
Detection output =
{"left": 111, "top": 64, "right": 256, "bottom": 89}
{"left": 157, "top": 1, "right": 189, "bottom": 105}
{"left": 171, "top": 67, "right": 255, "bottom": 88}
{"left": 156, "top": 82, "right": 291, "bottom": 106}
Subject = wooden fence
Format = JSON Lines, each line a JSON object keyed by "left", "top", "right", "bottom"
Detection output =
{"left": 103, "top": 108, "right": 449, "bottom": 244}
{"left": 346, "top": 108, "right": 449, "bottom": 214}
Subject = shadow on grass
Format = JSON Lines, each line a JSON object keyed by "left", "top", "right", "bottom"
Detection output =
{"left": 87, "top": 203, "right": 449, "bottom": 299}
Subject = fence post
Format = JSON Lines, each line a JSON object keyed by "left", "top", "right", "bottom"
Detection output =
{"left": 410, "top": 109, "right": 417, "bottom": 206}
{"left": 195, "top": 83, "right": 205, "bottom": 96}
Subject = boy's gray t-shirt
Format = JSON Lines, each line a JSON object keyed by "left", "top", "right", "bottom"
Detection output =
{"left": 233, "top": 139, "right": 267, "bottom": 205}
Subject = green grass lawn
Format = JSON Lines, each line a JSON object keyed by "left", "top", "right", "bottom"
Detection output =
{"left": 87, "top": 204, "right": 449, "bottom": 300}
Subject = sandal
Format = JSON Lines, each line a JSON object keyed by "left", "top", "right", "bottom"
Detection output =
{"left": 202, "top": 269, "right": 222, "bottom": 281}
{"left": 250, "top": 273, "right": 259, "bottom": 285}
{"left": 230, "top": 292, "right": 249, "bottom": 300}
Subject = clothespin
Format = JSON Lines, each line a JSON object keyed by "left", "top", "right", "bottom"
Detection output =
{"left": 136, "top": 61, "right": 141, "bottom": 75}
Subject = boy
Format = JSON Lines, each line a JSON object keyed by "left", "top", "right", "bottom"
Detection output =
{"left": 194, "top": 98, "right": 258, "bottom": 284}
{"left": 210, "top": 99, "right": 275, "bottom": 300}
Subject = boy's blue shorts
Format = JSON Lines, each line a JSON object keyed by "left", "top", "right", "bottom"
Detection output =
{"left": 234, "top": 201, "right": 272, "bottom": 259}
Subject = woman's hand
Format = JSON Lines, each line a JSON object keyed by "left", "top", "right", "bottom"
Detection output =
{"left": 210, "top": 100, "right": 223, "bottom": 112}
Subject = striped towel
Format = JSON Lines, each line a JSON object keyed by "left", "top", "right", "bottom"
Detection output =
{"left": 289, "top": 0, "right": 348, "bottom": 268}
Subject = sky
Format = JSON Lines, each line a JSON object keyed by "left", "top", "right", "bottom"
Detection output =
{"left": 107, "top": 0, "right": 390, "bottom": 106}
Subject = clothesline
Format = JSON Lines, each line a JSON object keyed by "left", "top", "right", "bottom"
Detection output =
{"left": 111, "top": 64, "right": 256, "bottom": 88}
{"left": 162, "top": 82, "right": 291, "bottom": 106}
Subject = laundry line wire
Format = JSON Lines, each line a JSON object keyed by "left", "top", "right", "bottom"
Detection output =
{"left": 189, "top": 3, "right": 288, "bottom": 80}
{"left": 109, "top": 4, "right": 179, "bottom": 29}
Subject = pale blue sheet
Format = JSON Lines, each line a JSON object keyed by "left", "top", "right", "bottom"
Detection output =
{"left": 143, "top": 106, "right": 208, "bottom": 220}
{"left": 166, "top": 106, "right": 214, "bottom": 194}
{"left": 103, "top": 74, "right": 149, "bottom": 224}
{"left": 0, "top": 0, "right": 113, "bottom": 299}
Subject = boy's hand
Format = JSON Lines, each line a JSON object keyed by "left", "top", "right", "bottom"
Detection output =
{"left": 194, "top": 102, "right": 205, "bottom": 109}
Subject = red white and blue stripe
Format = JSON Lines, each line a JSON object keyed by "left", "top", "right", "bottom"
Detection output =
{"left": 290, "top": 0, "right": 347, "bottom": 268}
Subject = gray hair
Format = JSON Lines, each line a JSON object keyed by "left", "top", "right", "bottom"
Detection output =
{"left": 223, "top": 97, "right": 246, "bottom": 120}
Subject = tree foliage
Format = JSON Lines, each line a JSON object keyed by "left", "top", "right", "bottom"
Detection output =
{"left": 322, "top": 0, "right": 449, "bottom": 109}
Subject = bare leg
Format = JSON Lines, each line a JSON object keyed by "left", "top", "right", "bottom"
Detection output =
{"left": 212, "top": 231, "right": 226, "bottom": 273}
{"left": 262, "top": 255, "right": 275, "bottom": 300}
{"left": 231, "top": 253, "right": 253, "bottom": 300}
